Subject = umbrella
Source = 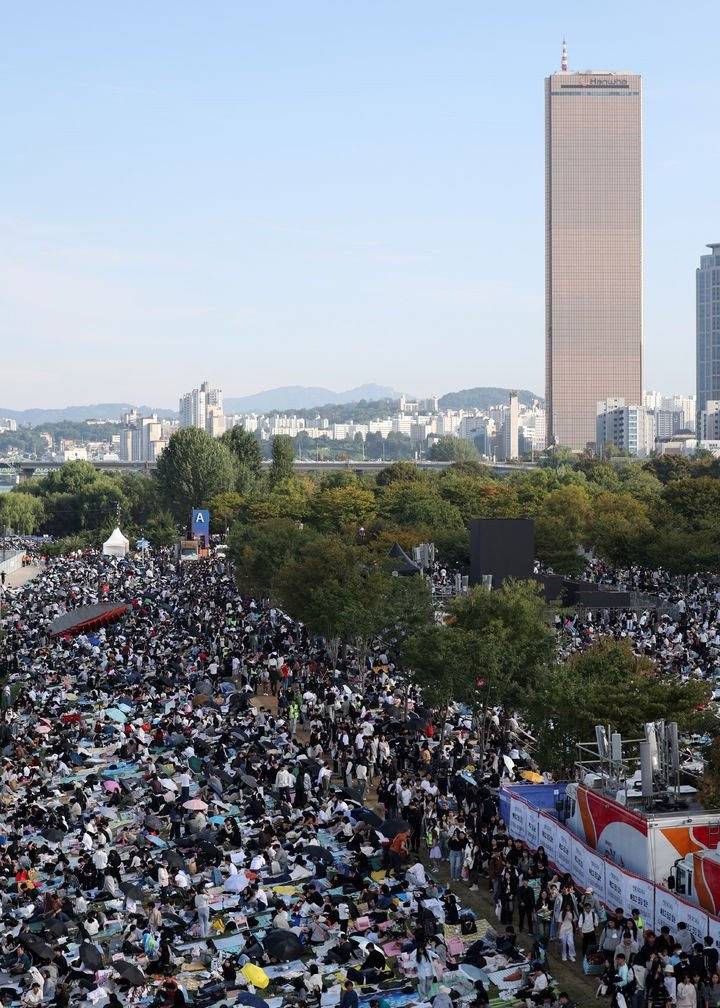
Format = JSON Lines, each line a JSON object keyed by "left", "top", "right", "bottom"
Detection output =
{"left": 350, "top": 808, "right": 383, "bottom": 828}
{"left": 236, "top": 995, "right": 269, "bottom": 1008}
{"left": 35, "top": 725, "right": 51, "bottom": 735}
{"left": 239, "top": 773, "right": 258, "bottom": 788}
{"left": 160, "top": 777, "right": 178, "bottom": 791}
{"left": 79, "top": 942, "right": 104, "bottom": 970}
{"left": 183, "top": 798, "right": 208, "bottom": 811}
{"left": 25, "top": 939, "right": 55, "bottom": 962}
{"left": 502, "top": 754, "right": 515, "bottom": 773}
{"left": 114, "top": 962, "right": 147, "bottom": 986}
{"left": 120, "top": 882, "right": 147, "bottom": 902}
{"left": 43, "top": 828, "right": 65, "bottom": 843}
{"left": 263, "top": 929, "right": 304, "bottom": 962}
{"left": 144, "top": 814, "right": 164, "bottom": 831}
{"left": 379, "top": 819, "right": 410, "bottom": 839}
{"left": 342, "top": 786, "right": 363, "bottom": 803}
{"left": 144, "top": 834, "right": 168, "bottom": 848}
{"left": 103, "top": 780, "right": 120, "bottom": 792}
{"left": 164, "top": 850, "right": 187, "bottom": 871}
{"left": 304, "top": 844, "right": 334, "bottom": 866}
{"left": 104, "top": 708, "right": 127, "bottom": 724}
{"left": 520, "top": 770, "right": 544, "bottom": 783}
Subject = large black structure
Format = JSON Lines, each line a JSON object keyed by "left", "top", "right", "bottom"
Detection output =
{"left": 469, "top": 518, "right": 534, "bottom": 587}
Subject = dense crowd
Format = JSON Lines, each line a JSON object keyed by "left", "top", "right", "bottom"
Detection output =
{"left": 554, "top": 560, "right": 720, "bottom": 689}
{"left": 0, "top": 545, "right": 715, "bottom": 1008}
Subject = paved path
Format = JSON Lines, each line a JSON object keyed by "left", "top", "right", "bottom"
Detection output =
{"left": 5, "top": 564, "right": 41, "bottom": 589}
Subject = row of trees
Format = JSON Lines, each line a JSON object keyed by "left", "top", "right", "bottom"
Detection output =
{"left": 6, "top": 428, "right": 720, "bottom": 577}
{"left": 229, "top": 509, "right": 711, "bottom": 772}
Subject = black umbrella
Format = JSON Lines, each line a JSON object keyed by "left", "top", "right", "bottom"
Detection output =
{"left": 240, "top": 773, "right": 258, "bottom": 788}
{"left": 342, "top": 786, "right": 363, "bottom": 804}
{"left": 380, "top": 819, "right": 410, "bottom": 838}
{"left": 305, "top": 759, "right": 321, "bottom": 779}
{"left": 120, "top": 882, "right": 147, "bottom": 902}
{"left": 263, "top": 928, "right": 304, "bottom": 962}
{"left": 164, "top": 850, "right": 187, "bottom": 870}
{"left": 236, "top": 995, "right": 269, "bottom": 1008}
{"left": 350, "top": 808, "right": 383, "bottom": 828}
{"left": 79, "top": 942, "right": 104, "bottom": 970}
{"left": 304, "top": 844, "right": 334, "bottom": 866}
{"left": 25, "top": 939, "right": 55, "bottom": 962}
{"left": 114, "top": 962, "right": 147, "bottom": 986}
{"left": 42, "top": 828, "right": 65, "bottom": 843}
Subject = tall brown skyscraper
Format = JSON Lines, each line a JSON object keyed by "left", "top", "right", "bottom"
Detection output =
{"left": 545, "top": 45, "right": 643, "bottom": 450}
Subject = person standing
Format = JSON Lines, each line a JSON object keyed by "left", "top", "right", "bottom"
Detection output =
{"left": 578, "top": 902, "right": 600, "bottom": 957}
{"left": 558, "top": 907, "right": 577, "bottom": 963}
{"left": 194, "top": 888, "right": 210, "bottom": 938}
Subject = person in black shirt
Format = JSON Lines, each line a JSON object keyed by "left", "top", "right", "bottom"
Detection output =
{"left": 704, "top": 936, "right": 720, "bottom": 979}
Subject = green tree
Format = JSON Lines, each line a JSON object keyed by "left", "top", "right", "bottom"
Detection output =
{"left": 528, "top": 639, "right": 710, "bottom": 773}
{"left": 587, "top": 491, "right": 651, "bottom": 567}
{"left": 77, "top": 477, "right": 126, "bottom": 530}
{"left": 643, "top": 455, "right": 692, "bottom": 484}
{"left": 208, "top": 491, "right": 245, "bottom": 532}
{"left": 269, "top": 435, "right": 295, "bottom": 484}
{"left": 428, "top": 436, "right": 479, "bottom": 462}
{"left": 376, "top": 462, "right": 423, "bottom": 487}
{"left": 534, "top": 484, "right": 591, "bottom": 574}
{"left": 0, "top": 491, "right": 44, "bottom": 534}
{"left": 118, "top": 474, "right": 163, "bottom": 527}
{"left": 221, "top": 426, "right": 262, "bottom": 490}
{"left": 229, "top": 517, "right": 311, "bottom": 598}
{"left": 38, "top": 459, "right": 99, "bottom": 495}
{"left": 156, "top": 428, "right": 236, "bottom": 520}
{"left": 450, "top": 580, "right": 555, "bottom": 702}
{"left": 308, "top": 484, "right": 377, "bottom": 533}
{"left": 379, "top": 482, "right": 464, "bottom": 530}
{"left": 274, "top": 536, "right": 367, "bottom": 666}
{"left": 145, "top": 511, "right": 178, "bottom": 547}
{"left": 699, "top": 738, "right": 720, "bottom": 811}
{"left": 403, "top": 623, "right": 476, "bottom": 733}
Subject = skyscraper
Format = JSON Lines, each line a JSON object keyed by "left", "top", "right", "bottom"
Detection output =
{"left": 696, "top": 243, "right": 720, "bottom": 429}
{"left": 545, "top": 44, "right": 643, "bottom": 450}
{"left": 179, "top": 381, "right": 224, "bottom": 434}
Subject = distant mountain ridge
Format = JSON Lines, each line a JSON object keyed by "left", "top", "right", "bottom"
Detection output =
{"left": 0, "top": 384, "right": 541, "bottom": 426}
{"left": 224, "top": 383, "right": 396, "bottom": 413}
{"left": 0, "top": 403, "right": 177, "bottom": 425}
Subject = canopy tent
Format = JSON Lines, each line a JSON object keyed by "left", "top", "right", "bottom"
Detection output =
{"left": 103, "top": 527, "right": 130, "bottom": 558}
{"left": 48, "top": 602, "right": 129, "bottom": 639}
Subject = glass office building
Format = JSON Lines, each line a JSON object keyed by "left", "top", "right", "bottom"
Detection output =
{"left": 545, "top": 55, "right": 643, "bottom": 450}
{"left": 697, "top": 244, "right": 720, "bottom": 429}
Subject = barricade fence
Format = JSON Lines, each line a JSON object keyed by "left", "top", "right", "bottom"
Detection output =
{"left": 507, "top": 794, "right": 720, "bottom": 949}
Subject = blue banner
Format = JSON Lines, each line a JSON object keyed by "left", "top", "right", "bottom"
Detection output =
{"left": 191, "top": 508, "right": 210, "bottom": 540}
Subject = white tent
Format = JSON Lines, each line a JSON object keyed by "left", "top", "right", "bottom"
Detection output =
{"left": 102, "top": 527, "right": 130, "bottom": 558}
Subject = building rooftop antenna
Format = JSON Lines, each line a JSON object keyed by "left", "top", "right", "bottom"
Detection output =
{"left": 561, "top": 38, "right": 568, "bottom": 72}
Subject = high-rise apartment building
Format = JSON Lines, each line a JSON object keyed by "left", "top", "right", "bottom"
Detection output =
{"left": 179, "top": 381, "right": 224, "bottom": 434}
{"left": 696, "top": 244, "right": 720, "bottom": 430}
{"left": 545, "top": 45, "right": 643, "bottom": 450}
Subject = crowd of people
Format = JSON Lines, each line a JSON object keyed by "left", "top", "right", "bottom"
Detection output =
{"left": 558, "top": 560, "right": 720, "bottom": 686}
{"left": 0, "top": 545, "right": 586, "bottom": 1008}
{"left": 0, "top": 541, "right": 717, "bottom": 1008}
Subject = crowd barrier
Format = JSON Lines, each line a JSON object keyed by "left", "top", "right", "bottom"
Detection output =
{"left": 0, "top": 550, "right": 23, "bottom": 578}
{"left": 507, "top": 794, "right": 720, "bottom": 948}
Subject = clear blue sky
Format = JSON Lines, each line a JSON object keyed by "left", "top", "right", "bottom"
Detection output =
{"left": 2, "top": 1, "right": 718, "bottom": 408}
